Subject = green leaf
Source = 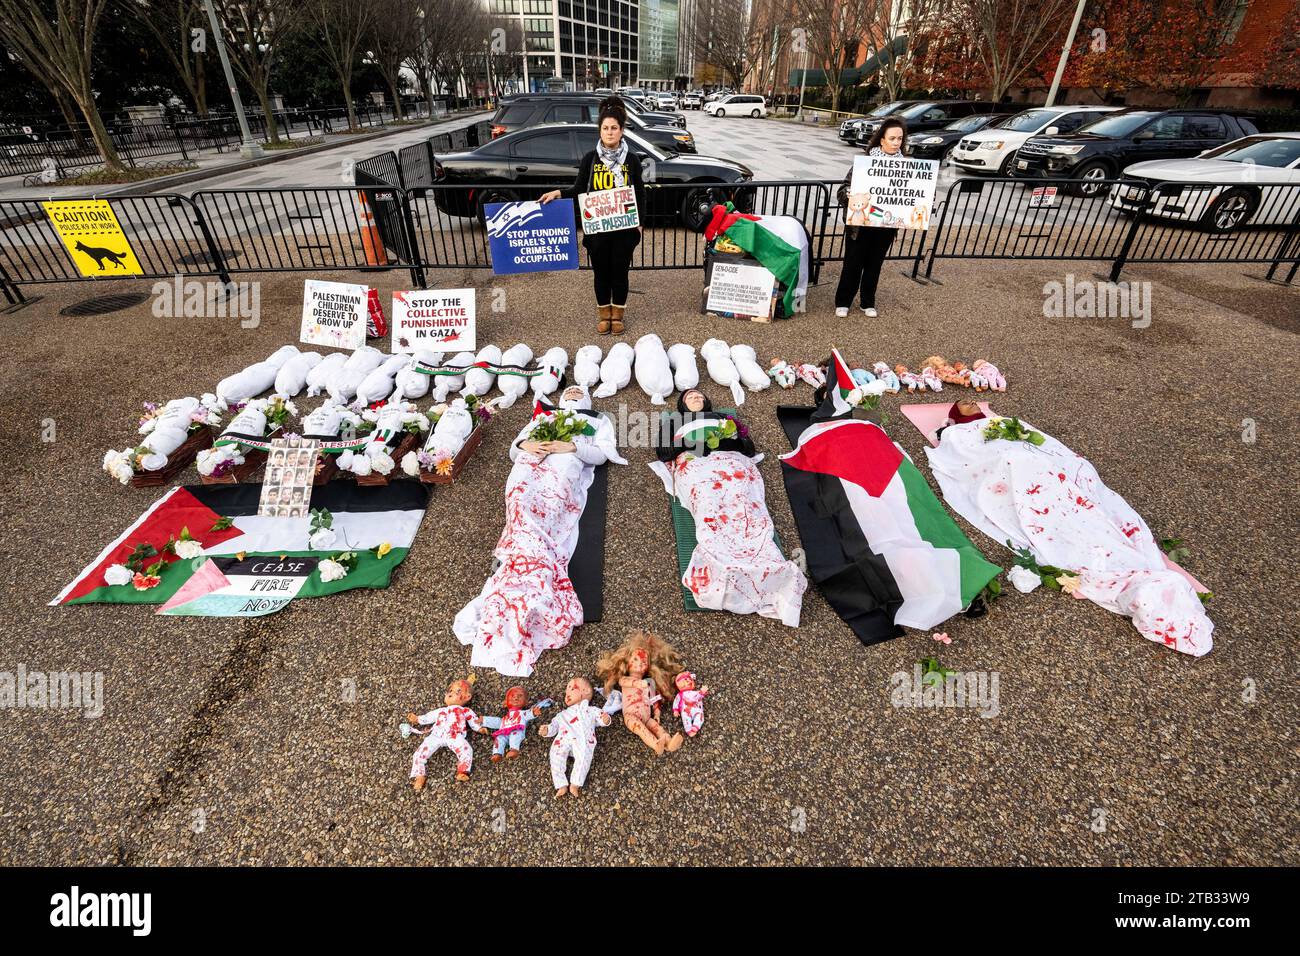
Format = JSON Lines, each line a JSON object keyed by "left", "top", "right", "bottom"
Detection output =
{"left": 210, "top": 516, "right": 233, "bottom": 531}
{"left": 125, "top": 542, "right": 158, "bottom": 573}
{"left": 1197, "top": 591, "right": 1213, "bottom": 605}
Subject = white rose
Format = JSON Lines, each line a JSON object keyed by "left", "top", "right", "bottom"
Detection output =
{"left": 174, "top": 539, "right": 204, "bottom": 559}
{"left": 111, "top": 461, "right": 134, "bottom": 485}
{"left": 318, "top": 559, "right": 347, "bottom": 582}
{"left": 309, "top": 527, "right": 337, "bottom": 551}
{"left": 862, "top": 379, "right": 888, "bottom": 396}
{"left": 371, "top": 451, "right": 394, "bottom": 476}
{"left": 195, "top": 452, "right": 216, "bottom": 476}
{"left": 139, "top": 452, "right": 168, "bottom": 472}
{"left": 1007, "top": 565, "right": 1041, "bottom": 594}
{"left": 350, "top": 455, "right": 373, "bottom": 476}
{"left": 104, "top": 564, "right": 133, "bottom": 587}
{"left": 846, "top": 387, "right": 863, "bottom": 406}
{"left": 337, "top": 451, "right": 355, "bottom": 470}
{"left": 401, "top": 451, "right": 420, "bottom": 477}
{"left": 102, "top": 449, "right": 119, "bottom": 470}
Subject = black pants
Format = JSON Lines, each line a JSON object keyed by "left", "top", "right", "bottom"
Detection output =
{"left": 586, "top": 230, "right": 640, "bottom": 306}
{"left": 835, "top": 227, "right": 896, "bottom": 309}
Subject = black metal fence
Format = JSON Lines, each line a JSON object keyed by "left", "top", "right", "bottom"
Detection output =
{"left": 2, "top": 175, "right": 1297, "bottom": 306}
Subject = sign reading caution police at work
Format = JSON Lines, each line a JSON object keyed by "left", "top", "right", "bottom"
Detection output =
{"left": 43, "top": 200, "right": 143, "bottom": 277}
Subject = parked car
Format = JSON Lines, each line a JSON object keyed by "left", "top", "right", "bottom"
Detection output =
{"left": 1108, "top": 132, "right": 1300, "bottom": 232}
{"left": 1014, "top": 108, "right": 1261, "bottom": 196}
{"left": 906, "top": 113, "right": 1013, "bottom": 161}
{"left": 704, "top": 89, "right": 733, "bottom": 104}
{"left": 704, "top": 94, "right": 767, "bottom": 118}
{"left": 950, "top": 105, "right": 1120, "bottom": 177}
{"left": 430, "top": 123, "right": 754, "bottom": 230}
{"left": 651, "top": 91, "right": 677, "bottom": 111}
{"left": 683, "top": 91, "right": 703, "bottom": 110}
{"left": 491, "top": 93, "right": 686, "bottom": 140}
{"left": 839, "top": 100, "right": 920, "bottom": 144}
{"left": 851, "top": 100, "right": 998, "bottom": 146}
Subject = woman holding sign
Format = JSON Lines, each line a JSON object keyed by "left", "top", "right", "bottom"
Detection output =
{"left": 540, "top": 98, "right": 645, "bottom": 336}
{"left": 835, "top": 117, "right": 907, "bottom": 319}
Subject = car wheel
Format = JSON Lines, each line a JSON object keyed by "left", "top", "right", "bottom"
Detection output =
{"left": 942, "top": 144, "right": 956, "bottom": 165}
{"left": 680, "top": 184, "right": 726, "bottom": 232}
{"left": 716, "top": 108, "right": 725, "bottom": 118}
{"left": 997, "top": 151, "right": 1018, "bottom": 176}
{"left": 1071, "top": 161, "right": 1111, "bottom": 197}
{"left": 750, "top": 109, "right": 760, "bottom": 118}
{"left": 475, "top": 185, "right": 515, "bottom": 224}
{"left": 1202, "top": 187, "right": 1258, "bottom": 234}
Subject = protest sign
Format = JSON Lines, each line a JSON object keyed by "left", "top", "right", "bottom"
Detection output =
{"left": 301, "top": 280, "right": 368, "bottom": 349}
{"left": 846, "top": 155, "right": 940, "bottom": 230}
{"left": 578, "top": 187, "right": 640, "bottom": 234}
{"left": 705, "top": 261, "right": 777, "bottom": 319}
{"left": 392, "top": 288, "right": 476, "bottom": 352}
{"left": 485, "top": 200, "right": 579, "bottom": 275}
{"left": 259, "top": 439, "right": 319, "bottom": 518}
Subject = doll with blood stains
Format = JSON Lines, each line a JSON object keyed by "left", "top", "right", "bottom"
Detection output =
{"left": 405, "top": 676, "right": 488, "bottom": 789}
{"left": 538, "top": 676, "right": 619, "bottom": 798}
{"left": 671, "top": 671, "right": 710, "bottom": 738}
{"left": 480, "top": 685, "right": 551, "bottom": 762}
{"left": 596, "top": 631, "right": 684, "bottom": 755}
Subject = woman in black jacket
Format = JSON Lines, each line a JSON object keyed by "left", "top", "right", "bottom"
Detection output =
{"left": 540, "top": 97, "right": 645, "bottom": 335}
{"left": 835, "top": 117, "right": 908, "bottom": 319}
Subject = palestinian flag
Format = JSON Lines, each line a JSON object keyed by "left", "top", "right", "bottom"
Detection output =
{"left": 779, "top": 417, "right": 1000, "bottom": 641}
{"left": 51, "top": 482, "right": 428, "bottom": 607}
{"left": 823, "top": 347, "right": 860, "bottom": 418}
{"left": 704, "top": 202, "right": 807, "bottom": 315}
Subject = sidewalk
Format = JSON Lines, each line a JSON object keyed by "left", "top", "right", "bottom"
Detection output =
{"left": 0, "top": 110, "right": 491, "bottom": 200}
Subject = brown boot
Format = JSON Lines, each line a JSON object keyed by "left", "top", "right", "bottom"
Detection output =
{"left": 597, "top": 304, "right": 612, "bottom": 335}
{"left": 610, "top": 304, "right": 625, "bottom": 335}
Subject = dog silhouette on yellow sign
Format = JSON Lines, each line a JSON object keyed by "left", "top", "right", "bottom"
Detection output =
{"left": 43, "top": 200, "right": 144, "bottom": 277}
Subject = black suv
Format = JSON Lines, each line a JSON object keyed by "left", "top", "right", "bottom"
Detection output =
{"left": 1013, "top": 109, "right": 1260, "bottom": 196}
{"left": 839, "top": 100, "right": 920, "bottom": 144}
{"left": 852, "top": 100, "right": 998, "bottom": 146}
{"left": 491, "top": 92, "right": 685, "bottom": 137}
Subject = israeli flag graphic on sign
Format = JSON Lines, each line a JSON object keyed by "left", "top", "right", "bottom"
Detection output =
{"left": 485, "top": 199, "right": 580, "bottom": 275}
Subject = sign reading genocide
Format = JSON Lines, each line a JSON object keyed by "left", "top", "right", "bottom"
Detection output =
{"left": 43, "top": 199, "right": 144, "bottom": 277}
{"left": 392, "top": 288, "right": 476, "bottom": 352}
{"left": 705, "top": 261, "right": 777, "bottom": 318}
{"left": 578, "top": 187, "right": 640, "bottom": 234}
{"left": 485, "top": 200, "right": 579, "bottom": 275}
{"left": 301, "top": 279, "right": 369, "bottom": 350}
{"left": 846, "top": 154, "right": 940, "bottom": 231}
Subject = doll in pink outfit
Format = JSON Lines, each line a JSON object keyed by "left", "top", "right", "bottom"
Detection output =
{"left": 672, "top": 671, "right": 710, "bottom": 737}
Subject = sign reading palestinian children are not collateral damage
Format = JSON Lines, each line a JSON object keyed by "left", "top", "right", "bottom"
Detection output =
{"left": 301, "top": 280, "right": 369, "bottom": 349}
{"left": 485, "top": 200, "right": 579, "bottom": 275}
{"left": 579, "top": 187, "right": 640, "bottom": 234}
{"left": 846, "top": 155, "right": 940, "bottom": 230}
{"left": 706, "top": 261, "right": 777, "bottom": 318}
{"left": 392, "top": 289, "right": 476, "bottom": 352}
{"left": 43, "top": 199, "right": 143, "bottom": 277}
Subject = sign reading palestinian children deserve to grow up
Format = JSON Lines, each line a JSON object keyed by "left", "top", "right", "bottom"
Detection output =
{"left": 391, "top": 288, "right": 476, "bottom": 352}
{"left": 846, "top": 154, "right": 940, "bottom": 231}
{"left": 301, "top": 280, "right": 369, "bottom": 350}
{"left": 485, "top": 200, "right": 579, "bottom": 275}
{"left": 42, "top": 199, "right": 144, "bottom": 277}
{"left": 706, "top": 261, "right": 777, "bottom": 318}
{"left": 578, "top": 187, "right": 640, "bottom": 234}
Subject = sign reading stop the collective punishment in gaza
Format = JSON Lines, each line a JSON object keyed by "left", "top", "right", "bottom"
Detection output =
{"left": 301, "top": 280, "right": 368, "bottom": 350}
{"left": 391, "top": 288, "right": 476, "bottom": 352}
{"left": 847, "top": 155, "right": 940, "bottom": 230}
{"left": 578, "top": 187, "right": 640, "bottom": 234}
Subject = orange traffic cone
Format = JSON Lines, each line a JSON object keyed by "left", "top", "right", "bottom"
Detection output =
{"left": 356, "top": 191, "right": 389, "bottom": 266}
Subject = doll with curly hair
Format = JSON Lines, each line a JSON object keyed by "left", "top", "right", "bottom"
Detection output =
{"left": 596, "top": 630, "right": 685, "bottom": 755}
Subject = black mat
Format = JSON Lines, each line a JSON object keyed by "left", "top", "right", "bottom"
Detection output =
{"left": 776, "top": 405, "right": 904, "bottom": 647}
{"left": 569, "top": 464, "right": 608, "bottom": 622}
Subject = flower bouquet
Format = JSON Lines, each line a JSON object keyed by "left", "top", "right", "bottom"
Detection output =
{"left": 104, "top": 398, "right": 220, "bottom": 488}
{"left": 407, "top": 395, "right": 493, "bottom": 485}
{"left": 341, "top": 399, "right": 429, "bottom": 487}
{"left": 195, "top": 397, "right": 290, "bottom": 484}
{"left": 300, "top": 401, "right": 366, "bottom": 485}
{"left": 982, "top": 416, "right": 1045, "bottom": 446}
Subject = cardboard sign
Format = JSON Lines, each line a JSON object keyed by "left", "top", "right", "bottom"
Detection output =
{"left": 301, "top": 280, "right": 368, "bottom": 350}
{"left": 157, "top": 555, "right": 318, "bottom": 617}
{"left": 391, "top": 288, "right": 476, "bottom": 352}
{"left": 706, "top": 261, "right": 776, "bottom": 318}
{"left": 43, "top": 200, "right": 143, "bottom": 277}
{"left": 485, "top": 200, "right": 579, "bottom": 275}
{"left": 846, "top": 154, "right": 940, "bottom": 230}
{"left": 259, "top": 439, "right": 319, "bottom": 518}
{"left": 1029, "top": 186, "right": 1059, "bottom": 208}
{"left": 578, "top": 187, "right": 640, "bottom": 234}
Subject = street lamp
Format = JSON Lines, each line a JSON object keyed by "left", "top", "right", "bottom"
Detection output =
{"left": 201, "top": 0, "right": 263, "bottom": 159}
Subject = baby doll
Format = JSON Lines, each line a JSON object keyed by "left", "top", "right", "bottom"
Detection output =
{"left": 872, "top": 362, "right": 900, "bottom": 393}
{"left": 850, "top": 367, "right": 877, "bottom": 387}
{"left": 538, "top": 676, "right": 618, "bottom": 798}
{"left": 925, "top": 355, "right": 967, "bottom": 388}
{"left": 795, "top": 363, "right": 826, "bottom": 388}
{"left": 769, "top": 358, "right": 798, "bottom": 389}
{"left": 481, "top": 686, "right": 551, "bottom": 762}
{"left": 672, "top": 671, "right": 710, "bottom": 738}
{"left": 919, "top": 364, "right": 944, "bottom": 392}
{"left": 972, "top": 359, "right": 1006, "bottom": 392}
{"left": 596, "top": 631, "right": 685, "bottom": 756}
{"left": 894, "top": 364, "right": 925, "bottom": 394}
{"left": 405, "top": 676, "right": 488, "bottom": 789}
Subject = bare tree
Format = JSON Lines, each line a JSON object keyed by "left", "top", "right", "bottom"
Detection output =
{"left": 873, "top": 0, "right": 953, "bottom": 101}
{"left": 215, "top": 0, "right": 300, "bottom": 143}
{"left": 746, "top": 0, "right": 791, "bottom": 97}
{"left": 959, "top": 0, "right": 1075, "bottom": 101}
{"left": 0, "top": 0, "right": 125, "bottom": 168}
{"left": 793, "top": 0, "right": 881, "bottom": 111}
{"left": 369, "top": 0, "right": 423, "bottom": 120}
{"left": 695, "top": 0, "right": 750, "bottom": 87}
{"left": 121, "top": 0, "right": 210, "bottom": 116}
{"left": 308, "top": 0, "right": 375, "bottom": 129}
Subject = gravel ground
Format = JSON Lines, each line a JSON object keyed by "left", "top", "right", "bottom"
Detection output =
{"left": 0, "top": 257, "right": 1296, "bottom": 866}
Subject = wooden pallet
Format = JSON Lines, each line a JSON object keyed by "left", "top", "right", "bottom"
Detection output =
{"left": 354, "top": 432, "right": 422, "bottom": 487}
{"left": 419, "top": 423, "right": 485, "bottom": 485}
{"left": 128, "top": 426, "right": 214, "bottom": 488}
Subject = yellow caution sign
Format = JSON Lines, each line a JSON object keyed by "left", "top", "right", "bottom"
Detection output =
{"left": 42, "top": 199, "right": 143, "bottom": 277}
